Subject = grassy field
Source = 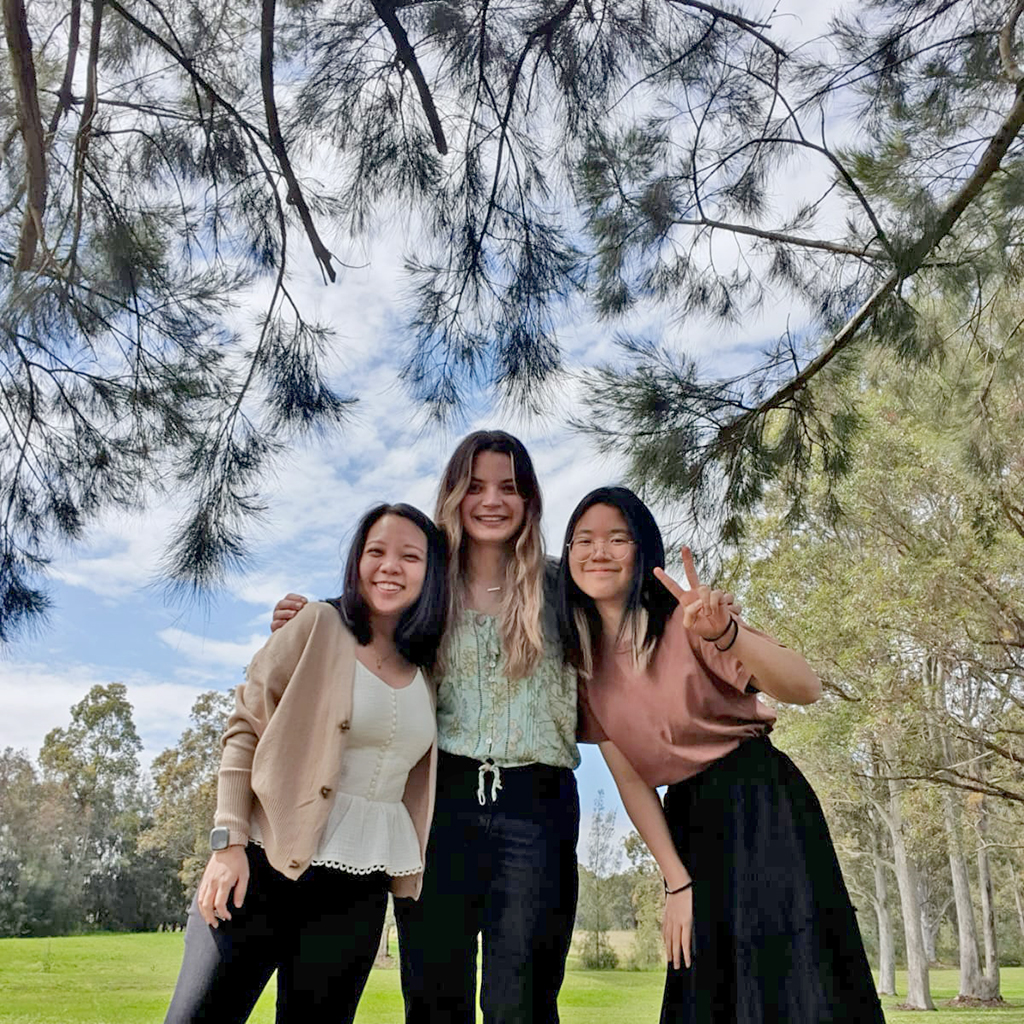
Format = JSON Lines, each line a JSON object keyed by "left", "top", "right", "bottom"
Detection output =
{"left": 0, "top": 931, "right": 1021, "bottom": 1023}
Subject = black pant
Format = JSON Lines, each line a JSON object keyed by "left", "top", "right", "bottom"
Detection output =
{"left": 395, "top": 753, "right": 580, "bottom": 1024}
{"left": 164, "top": 844, "right": 388, "bottom": 1024}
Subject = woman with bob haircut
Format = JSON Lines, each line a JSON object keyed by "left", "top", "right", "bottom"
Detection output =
{"left": 272, "top": 431, "right": 580, "bottom": 1024}
{"left": 165, "top": 502, "right": 448, "bottom": 1024}
{"left": 557, "top": 486, "right": 885, "bottom": 1024}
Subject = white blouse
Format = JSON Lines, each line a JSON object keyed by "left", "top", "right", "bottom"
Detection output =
{"left": 252, "top": 660, "right": 435, "bottom": 877}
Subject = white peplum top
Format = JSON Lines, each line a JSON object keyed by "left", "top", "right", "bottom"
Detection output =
{"left": 252, "top": 658, "right": 435, "bottom": 877}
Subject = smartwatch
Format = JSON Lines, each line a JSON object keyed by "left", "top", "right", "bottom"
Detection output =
{"left": 209, "top": 826, "right": 232, "bottom": 851}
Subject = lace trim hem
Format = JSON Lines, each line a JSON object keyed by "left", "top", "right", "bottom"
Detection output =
{"left": 310, "top": 859, "right": 422, "bottom": 876}
{"left": 249, "top": 839, "right": 421, "bottom": 877}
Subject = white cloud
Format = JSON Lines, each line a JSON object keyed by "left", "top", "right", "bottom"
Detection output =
{"left": 158, "top": 628, "right": 265, "bottom": 670}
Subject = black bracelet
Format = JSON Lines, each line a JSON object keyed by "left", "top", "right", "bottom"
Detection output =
{"left": 704, "top": 616, "right": 734, "bottom": 643}
{"left": 714, "top": 617, "right": 739, "bottom": 652}
{"left": 664, "top": 879, "right": 693, "bottom": 895}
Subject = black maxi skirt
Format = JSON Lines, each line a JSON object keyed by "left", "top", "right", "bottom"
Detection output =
{"left": 660, "top": 734, "right": 885, "bottom": 1024}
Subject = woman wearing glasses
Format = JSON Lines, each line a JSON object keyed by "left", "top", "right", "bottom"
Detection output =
{"left": 557, "top": 486, "right": 884, "bottom": 1024}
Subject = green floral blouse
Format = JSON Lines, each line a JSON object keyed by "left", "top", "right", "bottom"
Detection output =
{"left": 436, "top": 608, "right": 580, "bottom": 769}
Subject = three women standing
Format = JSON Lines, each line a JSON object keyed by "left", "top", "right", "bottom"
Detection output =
{"left": 262, "top": 439, "right": 885, "bottom": 1024}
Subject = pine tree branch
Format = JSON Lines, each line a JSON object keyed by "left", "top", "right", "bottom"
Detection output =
{"left": 68, "top": 0, "right": 102, "bottom": 283}
{"left": 999, "top": 0, "right": 1024, "bottom": 80}
{"left": 722, "top": 78, "right": 1024, "bottom": 445}
{"left": 260, "top": 0, "right": 337, "bottom": 282}
{"left": 672, "top": 215, "right": 889, "bottom": 260}
{"left": 664, "top": 0, "right": 786, "bottom": 58}
{"left": 3, "top": 0, "right": 48, "bottom": 271}
{"left": 45, "top": 0, "right": 81, "bottom": 145}
{"left": 371, "top": 0, "right": 448, "bottom": 155}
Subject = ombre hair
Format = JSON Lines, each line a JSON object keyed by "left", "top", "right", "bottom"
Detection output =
{"left": 435, "top": 431, "right": 545, "bottom": 680}
{"left": 556, "top": 486, "right": 678, "bottom": 678}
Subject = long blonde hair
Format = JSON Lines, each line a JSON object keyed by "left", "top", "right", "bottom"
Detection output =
{"left": 435, "top": 431, "right": 545, "bottom": 680}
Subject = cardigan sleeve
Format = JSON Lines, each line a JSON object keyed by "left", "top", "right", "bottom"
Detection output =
{"left": 214, "top": 602, "right": 319, "bottom": 845}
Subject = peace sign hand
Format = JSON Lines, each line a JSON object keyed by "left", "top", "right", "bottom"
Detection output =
{"left": 653, "top": 547, "right": 735, "bottom": 642}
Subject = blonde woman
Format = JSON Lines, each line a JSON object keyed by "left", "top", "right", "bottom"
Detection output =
{"left": 272, "top": 431, "right": 579, "bottom": 1024}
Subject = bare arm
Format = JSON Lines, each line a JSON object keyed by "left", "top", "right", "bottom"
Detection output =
{"left": 600, "top": 740, "right": 692, "bottom": 969}
{"left": 654, "top": 548, "right": 822, "bottom": 705}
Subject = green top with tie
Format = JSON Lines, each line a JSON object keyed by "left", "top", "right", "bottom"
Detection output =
{"left": 436, "top": 606, "right": 580, "bottom": 769}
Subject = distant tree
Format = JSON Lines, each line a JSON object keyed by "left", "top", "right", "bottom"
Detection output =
{"left": 35, "top": 682, "right": 174, "bottom": 932}
{"left": 578, "top": 789, "right": 620, "bottom": 970}
{"left": 623, "top": 829, "right": 663, "bottom": 970}
{"left": 140, "top": 689, "right": 233, "bottom": 899}
{"left": 0, "top": 748, "right": 39, "bottom": 936}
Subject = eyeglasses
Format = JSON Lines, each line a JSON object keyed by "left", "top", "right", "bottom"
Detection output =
{"left": 567, "top": 537, "right": 636, "bottom": 562}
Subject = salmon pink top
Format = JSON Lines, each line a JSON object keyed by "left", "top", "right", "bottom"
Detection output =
{"left": 577, "top": 611, "right": 777, "bottom": 787}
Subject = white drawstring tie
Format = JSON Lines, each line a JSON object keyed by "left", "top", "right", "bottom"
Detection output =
{"left": 477, "top": 760, "right": 503, "bottom": 805}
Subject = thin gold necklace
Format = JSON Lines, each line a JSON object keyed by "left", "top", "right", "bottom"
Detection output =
{"left": 370, "top": 642, "right": 396, "bottom": 670}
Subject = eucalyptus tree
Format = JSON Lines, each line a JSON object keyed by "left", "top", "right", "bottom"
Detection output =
{"left": 139, "top": 689, "right": 233, "bottom": 896}
{"left": 724, "top": 343, "right": 1024, "bottom": 1002}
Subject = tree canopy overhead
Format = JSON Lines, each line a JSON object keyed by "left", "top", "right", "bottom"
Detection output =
{"left": 4, "top": 0, "right": 1024, "bottom": 637}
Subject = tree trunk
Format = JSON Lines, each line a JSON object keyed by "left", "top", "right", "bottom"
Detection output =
{"left": 880, "top": 731, "right": 934, "bottom": 1010}
{"left": 1010, "top": 862, "right": 1024, "bottom": 945}
{"left": 376, "top": 918, "right": 390, "bottom": 960}
{"left": 919, "top": 887, "right": 937, "bottom": 965}
{"left": 942, "top": 782, "right": 986, "bottom": 996}
{"left": 870, "top": 814, "right": 897, "bottom": 995}
{"left": 927, "top": 661, "right": 985, "bottom": 998}
{"left": 975, "top": 793, "right": 1001, "bottom": 1001}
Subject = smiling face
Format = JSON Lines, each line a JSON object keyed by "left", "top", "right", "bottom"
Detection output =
{"left": 459, "top": 450, "right": 526, "bottom": 546}
{"left": 568, "top": 503, "right": 636, "bottom": 609}
{"left": 358, "top": 514, "right": 428, "bottom": 620}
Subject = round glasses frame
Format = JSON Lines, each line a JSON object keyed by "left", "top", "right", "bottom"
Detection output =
{"left": 566, "top": 537, "right": 636, "bottom": 562}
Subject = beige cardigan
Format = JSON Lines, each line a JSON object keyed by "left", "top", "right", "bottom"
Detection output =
{"left": 215, "top": 600, "right": 438, "bottom": 898}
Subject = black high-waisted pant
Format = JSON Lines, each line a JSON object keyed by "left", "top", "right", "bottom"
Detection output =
{"left": 164, "top": 843, "right": 388, "bottom": 1024}
{"left": 395, "top": 752, "right": 580, "bottom": 1024}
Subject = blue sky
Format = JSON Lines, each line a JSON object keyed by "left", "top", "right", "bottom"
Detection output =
{"left": 0, "top": 0, "right": 846, "bottom": 859}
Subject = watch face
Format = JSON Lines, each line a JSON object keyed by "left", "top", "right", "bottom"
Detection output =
{"left": 210, "top": 827, "right": 231, "bottom": 851}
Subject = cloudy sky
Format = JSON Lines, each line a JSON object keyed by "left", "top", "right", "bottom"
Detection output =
{"left": 2, "top": 0, "right": 846, "bottom": 856}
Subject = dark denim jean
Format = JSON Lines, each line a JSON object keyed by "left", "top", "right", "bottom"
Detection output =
{"left": 164, "top": 844, "right": 387, "bottom": 1024}
{"left": 395, "top": 752, "right": 580, "bottom": 1024}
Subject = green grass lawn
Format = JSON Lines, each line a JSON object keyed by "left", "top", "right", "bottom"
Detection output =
{"left": 0, "top": 931, "right": 1021, "bottom": 1023}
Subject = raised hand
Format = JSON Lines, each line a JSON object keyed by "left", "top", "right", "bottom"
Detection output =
{"left": 653, "top": 547, "right": 733, "bottom": 642}
{"left": 271, "top": 593, "right": 307, "bottom": 632}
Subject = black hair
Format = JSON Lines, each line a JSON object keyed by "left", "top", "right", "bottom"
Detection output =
{"left": 556, "top": 486, "right": 678, "bottom": 672}
{"left": 329, "top": 503, "right": 449, "bottom": 671}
